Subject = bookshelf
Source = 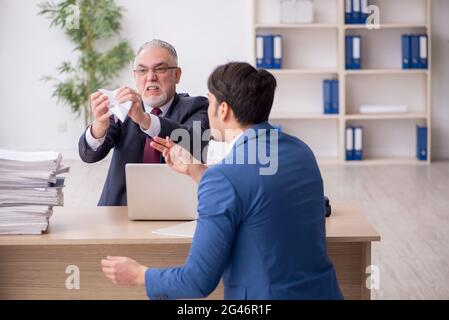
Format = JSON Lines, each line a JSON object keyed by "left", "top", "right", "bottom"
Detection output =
{"left": 255, "top": 23, "right": 338, "bottom": 29}
{"left": 251, "top": 0, "right": 432, "bottom": 164}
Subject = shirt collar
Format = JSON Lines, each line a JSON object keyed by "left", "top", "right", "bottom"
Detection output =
{"left": 143, "top": 96, "right": 174, "bottom": 117}
{"left": 229, "top": 132, "right": 243, "bottom": 148}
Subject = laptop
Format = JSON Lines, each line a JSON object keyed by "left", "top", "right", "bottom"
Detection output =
{"left": 125, "top": 164, "right": 198, "bottom": 220}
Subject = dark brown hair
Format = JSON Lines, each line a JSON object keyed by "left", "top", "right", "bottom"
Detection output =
{"left": 207, "top": 62, "right": 277, "bottom": 125}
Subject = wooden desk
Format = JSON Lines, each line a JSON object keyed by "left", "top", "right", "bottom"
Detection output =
{"left": 0, "top": 204, "right": 380, "bottom": 300}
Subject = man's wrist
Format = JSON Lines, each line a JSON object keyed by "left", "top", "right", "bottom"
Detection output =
{"left": 91, "top": 121, "right": 107, "bottom": 139}
{"left": 188, "top": 164, "right": 207, "bottom": 183}
{"left": 139, "top": 113, "right": 152, "bottom": 131}
{"left": 138, "top": 265, "right": 148, "bottom": 286}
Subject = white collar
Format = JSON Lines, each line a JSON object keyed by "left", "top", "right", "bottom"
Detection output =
{"left": 206, "top": 132, "right": 243, "bottom": 165}
{"left": 143, "top": 96, "right": 175, "bottom": 117}
{"left": 229, "top": 132, "right": 243, "bottom": 148}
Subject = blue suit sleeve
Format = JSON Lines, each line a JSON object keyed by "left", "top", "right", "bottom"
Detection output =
{"left": 145, "top": 167, "right": 240, "bottom": 299}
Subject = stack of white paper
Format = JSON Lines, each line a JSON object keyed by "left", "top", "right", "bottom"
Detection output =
{"left": 359, "top": 105, "right": 409, "bottom": 114}
{"left": 0, "top": 149, "right": 69, "bottom": 234}
{"left": 152, "top": 221, "right": 197, "bottom": 238}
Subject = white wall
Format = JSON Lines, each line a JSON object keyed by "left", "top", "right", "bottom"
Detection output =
{"left": 0, "top": 0, "right": 448, "bottom": 159}
{"left": 0, "top": 0, "right": 252, "bottom": 158}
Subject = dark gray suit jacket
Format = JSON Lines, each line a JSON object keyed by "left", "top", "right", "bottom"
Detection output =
{"left": 78, "top": 93, "right": 209, "bottom": 206}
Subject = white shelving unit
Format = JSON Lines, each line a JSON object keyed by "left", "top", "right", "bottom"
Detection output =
{"left": 251, "top": 0, "right": 432, "bottom": 164}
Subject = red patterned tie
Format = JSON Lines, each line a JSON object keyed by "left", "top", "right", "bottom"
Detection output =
{"left": 142, "top": 107, "right": 162, "bottom": 163}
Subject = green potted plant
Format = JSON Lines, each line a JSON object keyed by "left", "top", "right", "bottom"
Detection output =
{"left": 39, "top": 0, "right": 134, "bottom": 127}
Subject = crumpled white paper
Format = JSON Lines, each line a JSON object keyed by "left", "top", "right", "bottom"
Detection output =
{"left": 99, "top": 88, "right": 132, "bottom": 123}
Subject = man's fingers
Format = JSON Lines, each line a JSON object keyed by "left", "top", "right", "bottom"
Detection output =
{"left": 153, "top": 136, "right": 170, "bottom": 148}
{"left": 101, "top": 256, "right": 126, "bottom": 266}
{"left": 107, "top": 256, "right": 127, "bottom": 261}
{"left": 101, "top": 259, "right": 117, "bottom": 267}
{"left": 93, "top": 93, "right": 108, "bottom": 103}
{"left": 101, "top": 265, "right": 113, "bottom": 272}
{"left": 102, "top": 270, "right": 116, "bottom": 278}
{"left": 93, "top": 100, "right": 109, "bottom": 117}
{"left": 98, "top": 111, "right": 110, "bottom": 122}
{"left": 116, "top": 87, "right": 131, "bottom": 100}
{"left": 91, "top": 91, "right": 102, "bottom": 101}
{"left": 116, "top": 87, "right": 136, "bottom": 101}
{"left": 150, "top": 141, "right": 168, "bottom": 153}
{"left": 153, "top": 136, "right": 175, "bottom": 148}
{"left": 154, "top": 136, "right": 177, "bottom": 156}
{"left": 92, "top": 93, "right": 108, "bottom": 107}
{"left": 117, "top": 93, "right": 137, "bottom": 104}
{"left": 115, "top": 86, "right": 128, "bottom": 96}
{"left": 165, "top": 136, "right": 175, "bottom": 148}
{"left": 95, "top": 100, "right": 109, "bottom": 113}
{"left": 102, "top": 268, "right": 115, "bottom": 276}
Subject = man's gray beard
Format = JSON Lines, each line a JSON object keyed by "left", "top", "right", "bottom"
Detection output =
{"left": 142, "top": 92, "right": 168, "bottom": 108}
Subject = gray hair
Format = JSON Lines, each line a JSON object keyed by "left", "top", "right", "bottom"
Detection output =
{"left": 134, "top": 39, "right": 178, "bottom": 67}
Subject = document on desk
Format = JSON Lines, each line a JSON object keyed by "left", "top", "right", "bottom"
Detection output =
{"left": 0, "top": 149, "right": 69, "bottom": 234}
{"left": 152, "top": 221, "right": 197, "bottom": 238}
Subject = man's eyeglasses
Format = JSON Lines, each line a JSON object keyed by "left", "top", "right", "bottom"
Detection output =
{"left": 134, "top": 66, "right": 178, "bottom": 77}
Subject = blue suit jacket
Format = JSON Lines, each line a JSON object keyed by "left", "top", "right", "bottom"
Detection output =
{"left": 78, "top": 93, "right": 209, "bottom": 206}
{"left": 145, "top": 122, "right": 343, "bottom": 300}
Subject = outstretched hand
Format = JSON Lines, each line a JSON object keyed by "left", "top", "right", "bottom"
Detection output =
{"left": 150, "top": 136, "right": 207, "bottom": 183}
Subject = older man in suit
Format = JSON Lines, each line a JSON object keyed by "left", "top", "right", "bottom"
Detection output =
{"left": 79, "top": 39, "right": 209, "bottom": 206}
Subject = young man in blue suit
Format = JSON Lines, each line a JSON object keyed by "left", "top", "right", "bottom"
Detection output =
{"left": 101, "top": 62, "right": 343, "bottom": 300}
{"left": 78, "top": 39, "right": 209, "bottom": 206}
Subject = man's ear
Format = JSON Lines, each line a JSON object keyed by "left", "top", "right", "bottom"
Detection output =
{"left": 220, "top": 102, "right": 232, "bottom": 122}
{"left": 175, "top": 67, "right": 182, "bottom": 84}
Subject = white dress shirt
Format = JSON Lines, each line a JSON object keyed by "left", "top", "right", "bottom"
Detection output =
{"left": 206, "top": 132, "right": 243, "bottom": 165}
{"left": 85, "top": 97, "right": 174, "bottom": 151}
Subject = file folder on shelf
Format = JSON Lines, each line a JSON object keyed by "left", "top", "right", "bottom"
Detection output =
{"left": 256, "top": 35, "right": 264, "bottom": 68}
{"left": 361, "top": 0, "right": 369, "bottom": 23}
{"left": 273, "top": 34, "right": 283, "bottom": 69}
{"left": 402, "top": 34, "right": 411, "bottom": 69}
{"left": 419, "top": 34, "right": 428, "bottom": 69}
{"left": 403, "top": 33, "right": 428, "bottom": 69}
{"left": 411, "top": 35, "right": 420, "bottom": 69}
{"left": 352, "top": 36, "right": 361, "bottom": 69}
{"left": 345, "top": 35, "right": 353, "bottom": 69}
{"left": 346, "top": 127, "right": 354, "bottom": 161}
{"left": 352, "top": 0, "right": 361, "bottom": 24}
{"left": 345, "top": 0, "right": 352, "bottom": 24}
{"left": 416, "top": 125, "right": 428, "bottom": 161}
{"left": 256, "top": 34, "right": 283, "bottom": 69}
{"left": 331, "top": 80, "right": 339, "bottom": 114}
{"left": 353, "top": 127, "right": 364, "bottom": 161}
{"left": 323, "top": 80, "right": 333, "bottom": 114}
{"left": 263, "top": 35, "right": 274, "bottom": 68}
{"left": 346, "top": 36, "right": 361, "bottom": 69}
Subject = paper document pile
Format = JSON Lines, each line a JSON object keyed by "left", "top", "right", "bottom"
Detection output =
{"left": 152, "top": 221, "right": 197, "bottom": 238}
{"left": 0, "top": 149, "right": 69, "bottom": 234}
{"left": 359, "top": 105, "right": 408, "bottom": 114}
